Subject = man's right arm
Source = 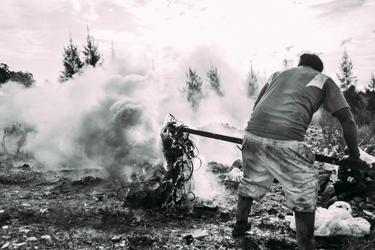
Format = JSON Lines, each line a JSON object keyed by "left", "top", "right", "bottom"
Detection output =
{"left": 333, "top": 107, "right": 360, "bottom": 159}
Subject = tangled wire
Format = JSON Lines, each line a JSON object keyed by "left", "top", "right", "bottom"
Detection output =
{"left": 117, "top": 114, "right": 200, "bottom": 211}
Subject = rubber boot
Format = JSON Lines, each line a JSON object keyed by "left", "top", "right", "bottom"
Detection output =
{"left": 295, "top": 211, "right": 316, "bottom": 250}
{"left": 232, "top": 195, "right": 253, "bottom": 236}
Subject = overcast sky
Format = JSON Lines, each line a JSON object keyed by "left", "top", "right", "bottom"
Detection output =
{"left": 1, "top": 0, "right": 375, "bottom": 90}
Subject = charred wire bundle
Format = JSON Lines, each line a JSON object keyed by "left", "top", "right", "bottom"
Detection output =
{"left": 117, "top": 115, "right": 200, "bottom": 212}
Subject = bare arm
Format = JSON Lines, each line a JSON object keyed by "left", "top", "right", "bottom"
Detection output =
{"left": 333, "top": 107, "right": 360, "bottom": 159}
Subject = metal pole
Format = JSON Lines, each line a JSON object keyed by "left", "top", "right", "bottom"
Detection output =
{"left": 179, "top": 126, "right": 369, "bottom": 170}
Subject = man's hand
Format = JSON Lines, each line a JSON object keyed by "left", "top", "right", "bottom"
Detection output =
{"left": 334, "top": 108, "right": 360, "bottom": 159}
{"left": 347, "top": 176, "right": 358, "bottom": 185}
{"left": 337, "top": 156, "right": 369, "bottom": 171}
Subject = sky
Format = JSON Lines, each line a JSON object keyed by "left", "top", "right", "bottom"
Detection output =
{"left": 1, "top": 0, "right": 375, "bottom": 90}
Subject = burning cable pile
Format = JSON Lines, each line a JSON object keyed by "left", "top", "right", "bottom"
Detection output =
{"left": 117, "top": 115, "right": 200, "bottom": 212}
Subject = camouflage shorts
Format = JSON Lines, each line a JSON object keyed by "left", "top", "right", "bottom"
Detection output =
{"left": 239, "top": 132, "right": 319, "bottom": 212}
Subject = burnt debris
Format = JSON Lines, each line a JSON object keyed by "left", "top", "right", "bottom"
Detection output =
{"left": 117, "top": 115, "right": 199, "bottom": 212}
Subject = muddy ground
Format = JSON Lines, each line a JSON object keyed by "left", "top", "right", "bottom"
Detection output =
{"left": 1, "top": 155, "right": 375, "bottom": 250}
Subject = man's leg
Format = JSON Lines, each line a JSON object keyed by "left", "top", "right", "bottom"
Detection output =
{"left": 268, "top": 142, "right": 317, "bottom": 249}
{"left": 295, "top": 211, "right": 316, "bottom": 250}
{"left": 235, "top": 132, "right": 274, "bottom": 236}
{"left": 232, "top": 194, "right": 253, "bottom": 236}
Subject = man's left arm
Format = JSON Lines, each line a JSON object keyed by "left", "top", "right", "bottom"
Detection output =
{"left": 334, "top": 107, "right": 360, "bottom": 159}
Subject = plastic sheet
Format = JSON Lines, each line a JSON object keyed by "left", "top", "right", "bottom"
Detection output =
{"left": 288, "top": 201, "right": 371, "bottom": 237}
{"left": 359, "top": 148, "right": 375, "bottom": 165}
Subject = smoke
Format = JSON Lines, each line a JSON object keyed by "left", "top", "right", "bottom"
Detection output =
{"left": 159, "top": 44, "right": 257, "bottom": 129}
{"left": 0, "top": 47, "right": 255, "bottom": 199}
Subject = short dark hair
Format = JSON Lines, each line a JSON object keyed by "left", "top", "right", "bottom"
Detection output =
{"left": 298, "top": 53, "right": 324, "bottom": 72}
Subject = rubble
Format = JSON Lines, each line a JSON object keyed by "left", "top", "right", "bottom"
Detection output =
{"left": 1, "top": 242, "right": 10, "bottom": 249}
{"left": 183, "top": 234, "right": 194, "bottom": 245}
{"left": 110, "top": 235, "right": 122, "bottom": 242}
{"left": 1, "top": 124, "right": 375, "bottom": 249}
{"left": 72, "top": 176, "right": 104, "bottom": 185}
{"left": 191, "top": 229, "right": 209, "bottom": 239}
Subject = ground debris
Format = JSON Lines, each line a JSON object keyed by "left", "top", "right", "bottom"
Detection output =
{"left": 2, "top": 125, "right": 375, "bottom": 249}
{"left": 72, "top": 175, "right": 104, "bottom": 185}
{"left": 40, "top": 235, "right": 52, "bottom": 243}
{"left": 1, "top": 242, "right": 10, "bottom": 249}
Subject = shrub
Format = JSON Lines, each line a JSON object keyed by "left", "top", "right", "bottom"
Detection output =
{"left": 317, "top": 108, "right": 346, "bottom": 152}
{"left": 357, "top": 124, "right": 374, "bottom": 146}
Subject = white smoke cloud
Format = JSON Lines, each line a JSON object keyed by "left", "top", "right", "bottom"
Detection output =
{"left": 0, "top": 48, "right": 255, "bottom": 198}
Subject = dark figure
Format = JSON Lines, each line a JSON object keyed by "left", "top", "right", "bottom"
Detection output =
{"left": 334, "top": 165, "right": 371, "bottom": 200}
{"left": 234, "top": 53, "right": 362, "bottom": 250}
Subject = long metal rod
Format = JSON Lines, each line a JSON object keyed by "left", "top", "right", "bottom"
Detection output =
{"left": 180, "top": 126, "right": 369, "bottom": 169}
{"left": 181, "top": 127, "right": 243, "bottom": 145}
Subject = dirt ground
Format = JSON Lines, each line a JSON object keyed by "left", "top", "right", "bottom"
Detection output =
{"left": 1, "top": 155, "right": 375, "bottom": 250}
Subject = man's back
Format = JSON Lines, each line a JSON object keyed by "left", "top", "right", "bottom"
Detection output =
{"left": 246, "top": 66, "right": 348, "bottom": 141}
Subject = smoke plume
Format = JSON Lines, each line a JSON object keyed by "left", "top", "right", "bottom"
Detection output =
{"left": 0, "top": 48, "right": 256, "bottom": 199}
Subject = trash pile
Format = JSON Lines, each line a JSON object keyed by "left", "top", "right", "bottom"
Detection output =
{"left": 117, "top": 115, "right": 198, "bottom": 211}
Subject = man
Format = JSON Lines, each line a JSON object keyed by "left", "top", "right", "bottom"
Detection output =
{"left": 234, "top": 53, "right": 361, "bottom": 250}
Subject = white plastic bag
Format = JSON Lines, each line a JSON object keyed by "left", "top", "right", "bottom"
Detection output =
{"left": 345, "top": 218, "right": 372, "bottom": 237}
{"left": 327, "top": 201, "right": 352, "bottom": 217}
{"left": 288, "top": 201, "right": 371, "bottom": 237}
{"left": 315, "top": 218, "right": 350, "bottom": 236}
{"left": 359, "top": 148, "right": 375, "bottom": 165}
{"left": 315, "top": 217, "right": 370, "bottom": 237}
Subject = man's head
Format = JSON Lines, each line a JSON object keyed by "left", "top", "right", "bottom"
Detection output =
{"left": 298, "top": 53, "right": 324, "bottom": 72}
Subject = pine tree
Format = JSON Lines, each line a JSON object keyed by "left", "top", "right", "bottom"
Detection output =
{"left": 206, "top": 61, "right": 223, "bottom": 97}
{"left": 367, "top": 73, "right": 375, "bottom": 116}
{"left": 83, "top": 25, "right": 102, "bottom": 67}
{"left": 59, "top": 35, "right": 83, "bottom": 82}
{"left": 246, "top": 60, "right": 259, "bottom": 97}
{"left": 336, "top": 48, "right": 358, "bottom": 90}
{"left": 0, "top": 63, "right": 11, "bottom": 84}
{"left": 184, "top": 67, "right": 203, "bottom": 111}
{"left": 367, "top": 73, "right": 375, "bottom": 92}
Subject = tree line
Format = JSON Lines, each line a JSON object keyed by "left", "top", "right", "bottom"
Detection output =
{"left": 335, "top": 49, "right": 375, "bottom": 126}
{"left": 2, "top": 28, "right": 374, "bottom": 126}
{"left": 0, "top": 63, "right": 35, "bottom": 88}
{"left": 0, "top": 25, "right": 102, "bottom": 87}
{"left": 59, "top": 25, "right": 102, "bottom": 82}
{"left": 184, "top": 60, "right": 259, "bottom": 111}
{"left": 184, "top": 49, "right": 375, "bottom": 129}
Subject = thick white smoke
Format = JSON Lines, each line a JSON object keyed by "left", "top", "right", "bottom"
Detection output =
{"left": 0, "top": 48, "right": 257, "bottom": 199}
